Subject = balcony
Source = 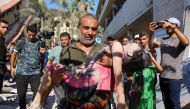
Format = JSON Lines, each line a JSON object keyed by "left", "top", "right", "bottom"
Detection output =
{"left": 102, "top": 0, "right": 152, "bottom": 41}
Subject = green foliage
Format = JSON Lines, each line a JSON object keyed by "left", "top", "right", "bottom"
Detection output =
{"left": 97, "top": 26, "right": 104, "bottom": 37}
{"left": 48, "top": 0, "right": 95, "bottom": 40}
{"left": 19, "top": 0, "right": 48, "bottom": 23}
{"left": 20, "top": 0, "right": 95, "bottom": 40}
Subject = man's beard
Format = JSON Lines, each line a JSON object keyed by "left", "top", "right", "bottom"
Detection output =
{"left": 61, "top": 43, "right": 68, "bottom": 47}
{"left": 79, "top": 35, "right": 95, "bottom": 46}
{"left": 166, "top": 28, "right": 174, "bottom": 36}
{"left": 30, "top": 38, "right": 37, "bottom": 43}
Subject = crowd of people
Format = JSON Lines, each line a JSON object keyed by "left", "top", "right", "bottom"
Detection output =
{"left": 0, "top": 13, "right": 189, "bottom": 109}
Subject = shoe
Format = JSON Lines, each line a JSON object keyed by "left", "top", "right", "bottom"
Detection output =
{"left": 0, "top": 96, "right": 7, "bottom": 101}
{"left": 8, "top": 77, "right": 16, "bottom": 83}
{"left": 10, "top": 89, "right": 17, "bottom": 94}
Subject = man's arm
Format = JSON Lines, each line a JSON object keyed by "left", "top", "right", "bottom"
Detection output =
{"left": 10, "top": 51, "right": 17, "bottom": 78}
{"left": 162, "top": 21, "right": 189, "bottom": 46}
{"left": 173, "top": 28, "right": 189, "bottom": 46}
{"left": 153, "top": 40, "right": 161, "bottom": 48}
{"left": 148, "top": 22, "right": 162, "bottom": 48}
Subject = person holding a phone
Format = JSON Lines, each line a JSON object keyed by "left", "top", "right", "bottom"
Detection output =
{"left": 149, "top": 17, "right": 189, "bottom": 109}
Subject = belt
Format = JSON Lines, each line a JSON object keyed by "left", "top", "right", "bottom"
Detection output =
{"left": 67, "top": 97, "right": 108, "bottom": 109}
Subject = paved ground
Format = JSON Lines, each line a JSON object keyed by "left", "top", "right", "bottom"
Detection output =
{"left": 0, "top": 75, "right": 190, "bottom": 109}
{"left": 0, "top": 79, "right": 56, "bottom": 109}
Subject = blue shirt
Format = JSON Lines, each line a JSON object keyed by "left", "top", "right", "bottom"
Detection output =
{"left": 48, "top": 46, "right": 62, "bottom": 63}
{"left": 14, "top": 38, "right": 41, "bottom": 75}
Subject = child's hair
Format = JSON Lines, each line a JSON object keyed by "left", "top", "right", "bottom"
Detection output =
{"left": 123, "top": 50, "right": 151, "bottom": 109}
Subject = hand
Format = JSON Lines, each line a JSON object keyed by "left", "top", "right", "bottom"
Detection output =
{"left": 149, "top": 22, "right": 157, "bottom": 32}
{"left": 117, "top": 102, "right": 128, "bottom": 109}
{"left": 162, "top": 21, "right": 176, "bottom": 29}
{"left": 51, "top": 66, "right": 66, "bottom": 84}
{"left": 117, "top": 94, "right": 128, "bottom": 109}
{"left": 103, "top": 46, "right": 111, "bottom": 54}
{"left": 96, "top": 58, "right": 112, "bottom": 67}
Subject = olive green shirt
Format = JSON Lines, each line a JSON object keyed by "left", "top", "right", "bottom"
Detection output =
{"left": 59, "top": 42, "right": 106, "bottom": 70}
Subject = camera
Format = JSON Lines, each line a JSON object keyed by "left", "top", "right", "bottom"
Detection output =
{"left": 37, "top": 31, "right": 55, "bottom": 48}
{"left": 155, "top": 20, "right": 169, "bottom": 29}
{"left": 155, "top": 22, "right": 164, "bottom": 29}
{"left": 37, "top": 31, "right": 55, "bottom": 40}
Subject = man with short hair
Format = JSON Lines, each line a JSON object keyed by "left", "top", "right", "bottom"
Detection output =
{"left": 121, "top": 36, "right": 130, "bottom": 45}
{"left": 53, "top": 13, "right": 126, "bottom": 109}
{"left": 47, "top": 32, "right": 71, "bottom": 107}
{"left": 0, "top": 19, "right": 8, "bottom": 93}
{"left": 139, "top": 31, "right": 157, "bottom": 59}
{"left": 133, "top": 34, "right": 140, "bottom": 44}
{"left": 47, "top": 32, "right": 71, "bottom": 64}
{"left": 107, "top": 36, "right": 115, "bottom": 45}
{"left": 53, "top": 14, "right": 107, "bottom": 109}
{"left": 10, "top": 24, "right": 42, "bottom": 109}
{"left": 149, "top": 17, "right": 189, "bottom": 109}
{"left": 59, "top": 32, "right": 71, "bottom": 47}
{"left": 32, "top": 14, "right": 127, "bottom": 109}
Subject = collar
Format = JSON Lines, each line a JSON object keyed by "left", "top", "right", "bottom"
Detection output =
{"left": 70, "top": 41, "right": 99, "bottom": 49}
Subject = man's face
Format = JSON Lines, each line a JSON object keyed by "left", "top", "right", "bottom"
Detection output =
{"left": 107, "top": 40, "right": 114, "bottom": 45}
{"left": 166, "top": 28, "right": 174, "bottom": 36}
{"left": 133, "top": 38, "right": 140, "bottom": 44}
{"left": 139, "top": 35, "right": 149, "bottom": 47}
{"left": 166, "top": 23, "right": 177, "bottom": 36}
{"left": 60, "top": 36, "right": 70, "bottom": 47}
{"left": 122, "top": 38, "right": 129, "bottom": 45}
{"left": 27, "top": 31, "right": 37, "bottom": 41}
{"left": 0, "top": 22, "right": 8, "bottom": 36}
{"left": 78, "top": 16, "right": 98, "bottom": 46}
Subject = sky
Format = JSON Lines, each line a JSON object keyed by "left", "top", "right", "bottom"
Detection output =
{"left": 45, "top": 0, "right": 99, "bottom": 15}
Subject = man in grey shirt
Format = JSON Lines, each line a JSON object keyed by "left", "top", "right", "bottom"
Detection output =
{"left": 149, "top": 17, "right": 189, "bottom": 109}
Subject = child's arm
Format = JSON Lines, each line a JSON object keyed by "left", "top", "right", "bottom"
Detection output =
{"left": 149, "top": 53, "right": 163, "bottom": 73}
{"left": 31, "top": 59, "right": 60, "bottom": 108}
{"left": 31, "top": 62, "right": 54, "bottom": 108}
{"left": 112, "top": 41, "right": 128, "bottom": 109}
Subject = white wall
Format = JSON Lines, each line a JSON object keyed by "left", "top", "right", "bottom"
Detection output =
{"left": 183, "top": 0, "right": 190, "bottom": 59}
{"left": 102, "top": 0, "right": 152, "bottom": 41}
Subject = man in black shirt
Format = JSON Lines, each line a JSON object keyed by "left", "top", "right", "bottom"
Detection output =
{"left": 0, "top": 19, "right": 8, "bottom": 93}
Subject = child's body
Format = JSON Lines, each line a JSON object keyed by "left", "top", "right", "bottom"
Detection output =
{"left": 127, "top": 50, "right": 163, "bottom": 109}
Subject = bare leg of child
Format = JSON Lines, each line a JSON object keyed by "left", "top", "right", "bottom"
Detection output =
{"left": 30, "top": 73, "right": 54, "bottom": 109}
